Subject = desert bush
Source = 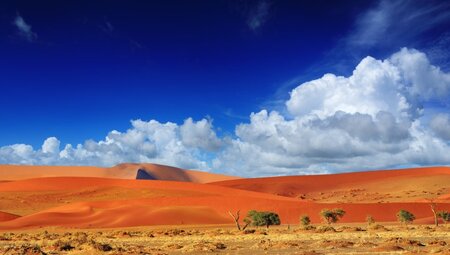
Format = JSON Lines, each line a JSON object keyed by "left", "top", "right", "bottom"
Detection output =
{"left": 243, "top": 229, "right": 256, "bottom": 234}
{"left": 245, "top": 210, "right": 281, "bottom": 229}
{"left": 437, "top": 211, "right": 450, "bottom": 224}
{"left": 397, "top": 210, "right": 415, "bottom": 225}
{"left": 21, "top": 244, "right": 46, "bottom": 255}
{"left": 300, "top": 215, "right": 311, "bottom": 228}
{"left": 92, "top": 241, "right": 113, "bottom": 251}
{"left": 366, "top": 215, "right": 375, "bottom": 226}
{"left": 320, "top": 208, "right": 346, "bottom": 224}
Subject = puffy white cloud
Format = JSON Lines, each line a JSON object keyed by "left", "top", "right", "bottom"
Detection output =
{"left": 1, "top": 48, "right": 450, "bottom": 176}
{"left": 180, "top": 118, "right": 222, "bottom": 151}
{"left": 286, "top": 48, "right": 449, "bottom": 121}
{"left": 42, "top": 137, "right": 60, "bottom": 154}
{"left": 215, "top": 48, "right": 450, "bottom": 176}
{"left": 0, "top": 118, "right": 220, "bottom": 170}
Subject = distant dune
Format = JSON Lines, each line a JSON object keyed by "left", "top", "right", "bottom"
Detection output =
{"left": 210, "top": 167, "right": 450, "bottom": 203}
{"left": 0, "top": 165, "right": 449, "bottom": 230}
{"left": 0, "top": 163, "right": 238, "bottom": 183}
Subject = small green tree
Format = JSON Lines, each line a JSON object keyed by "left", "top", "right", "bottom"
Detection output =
{"left": 320, "top": 208, "right": 346, "bottom": 225}
{"left": 300, "top": 215, "right": 311, "bottom": 227}
{"left": 366, "top": 215, "right": 375, "bottom": 226}
{"left": 246, "top": 210, "right": 281, "bottom": 229}
{"left": 397, "top": 210, "right": 415, "bottom": 225}
{"left": 437, "top": 211, "right": 450, "bottom": 224}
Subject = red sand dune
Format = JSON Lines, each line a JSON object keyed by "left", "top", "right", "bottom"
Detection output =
{"left": 0, "top": 163, "right": 238, "bottom": 183}
{"left": 0, "top": 211, "right": 20, "bottom": 222}
{"left": 210, "top": 167, "right": 450, "bottom": 202}
{"left": 0, "top": 165, "right": 448, "bottom": 230}
{"left": 0, "top": 176, "right": 449, "bottom": 229}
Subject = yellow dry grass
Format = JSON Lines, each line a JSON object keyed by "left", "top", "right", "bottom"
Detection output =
{"left": 1, "top": 224, "right": 449, "bottom": 254}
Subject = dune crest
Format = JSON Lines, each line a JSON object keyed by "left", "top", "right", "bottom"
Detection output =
{"left": 210, "top": 167, "right": 450, "bottom": 203}
{"left": 0, "top": 163, "right": 239, "bottom": 183}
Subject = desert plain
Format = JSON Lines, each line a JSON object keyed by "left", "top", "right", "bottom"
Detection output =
{"left": 0, "top": 163, "right": 449, "bottom": 254}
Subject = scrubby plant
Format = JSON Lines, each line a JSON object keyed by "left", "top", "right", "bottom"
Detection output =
{"left": 397, "top": 210, "right": 415, "bottom": 225}
{"left": 300, "top": 215, "right": 311, "bottom": 227}
{"left": 245, "top": 210, "right": 281, "bottom": 229}
{"left": 437, "top": 211, "right": 450, "bottom": 224}
{"left": 320, "top": 208, "right": 346, "bottom": 225}
{"left": 366, "top": 215, "right": 375, "bottom": 226}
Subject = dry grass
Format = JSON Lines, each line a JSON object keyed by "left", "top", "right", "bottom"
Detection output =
{"left": 0, "top": 224, "right": 449, "bottom": 254}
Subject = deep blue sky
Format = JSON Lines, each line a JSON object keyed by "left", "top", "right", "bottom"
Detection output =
{"left": 0, "top": 0, "right": 448, "bottom": 148}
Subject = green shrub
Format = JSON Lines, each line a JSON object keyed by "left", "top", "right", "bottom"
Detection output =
{"left": 320, "top": 208, "right": 346, "bottom": 224}
{"left": 245, "top": 210, "right": 281, "bottom": 229}
{"left": 300, "top": 215, "right": 311, "bottom": 227}
{"left": 437, "top": 211, "right": 450, "bottom": 224}
{"left": 397, "top": 210, "right": 415, "bottom": 225}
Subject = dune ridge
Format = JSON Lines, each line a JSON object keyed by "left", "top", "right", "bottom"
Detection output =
{"left": 0, "top": 165, "right": 449, "bottom": 230}
{"left": 210, "top": 166, "right": 450, "bottom": 202}
{"left": 0, "top": 163, "right": 238, "bottom": 183}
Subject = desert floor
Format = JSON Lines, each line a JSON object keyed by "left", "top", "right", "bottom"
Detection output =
{"left": 1, "top": 224, "right": 450, "bottom": 255}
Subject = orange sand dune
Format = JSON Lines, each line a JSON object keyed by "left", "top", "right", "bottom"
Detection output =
{"left": 0, "top": 163, "right": 238, "bottom": 183}
{"left": 210, "top": 167, "right": 450, "bottom": 202}
{"left": 0, "top": 176, "right": 450, "bottom": 229}
{"left": 0, "top": 211, "right": 20, "bottom": 222}
{"left": 0, "top": 176, "right": 297, "bottom": 215}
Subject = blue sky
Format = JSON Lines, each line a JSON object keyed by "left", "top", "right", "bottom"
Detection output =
{"left": 1, "top": 0, "right": 450, "bottom": 176}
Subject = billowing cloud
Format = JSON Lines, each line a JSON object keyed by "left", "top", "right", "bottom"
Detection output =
{"left": 180, "top": 118, "right": 222, "bottom": 151}
{"left": 0, "top": 118, "right": 220, "bottom": 170}
{"left": 286, "top": 48, "right": 449, "bottom": 120}
{"left": 1, "top": 48, "right": 450, "bottom": 176}
{"left": 13, "top": 15, "right": 37, "bottom": 41}
{"left": 215, "top": 48, "right": 450, "bottom": 176}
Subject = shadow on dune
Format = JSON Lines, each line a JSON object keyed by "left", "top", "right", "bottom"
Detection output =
{"left": 134, "top": 166, "right": 193, "bottom": 182}
{"left": 135, "top": 169, "right": 157, "bottom": 180}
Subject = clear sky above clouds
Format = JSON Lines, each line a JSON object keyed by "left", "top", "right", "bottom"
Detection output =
{"left": 1, "top": 0, "right": 449, "bottom": 176}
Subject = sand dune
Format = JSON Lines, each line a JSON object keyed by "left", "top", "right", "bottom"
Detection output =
{"left": 0, "top": 165, "right": 449, "bottom": 230}
{"left": 0, "top": 211, "right": 19, "bottom": 222}
{"left": 0, "top": 175, "right": 449, "bottom": 229}
{"left": 210, "top": 167, "right": 450, "bottom": 202}
{"left": 0, "top": 163, "right": 238, "bottom": 183}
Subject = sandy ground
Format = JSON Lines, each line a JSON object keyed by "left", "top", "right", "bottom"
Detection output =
{"left": 1, "top": 224, "right": 449, "bottom": 254}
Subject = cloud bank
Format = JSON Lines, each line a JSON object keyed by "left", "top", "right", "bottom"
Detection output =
{"left": 1, "top": 48, "right": 450, "bottom": 176}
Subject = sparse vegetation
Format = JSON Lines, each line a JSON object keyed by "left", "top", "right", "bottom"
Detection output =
{"left": 0, "top": 225, "right": 449, "bottom": 254}
{"left": 320, "top": 208, "right": 346, "bottom": 225}
{"left": 437, "top": 211, "right": 450, "bottom": 224}
{"left": 397, "top": 210, "right": 415, "bottom": 225}
{"left": 245, "top": 210, "right": 281, "bottom": 229}
{"left": 428, "top": 199, "right": 439, "bottom": 227}
{"left": 300, "top": 215, "right": 311, "bottom": 228}
{"left": 366, "top": 215, "right": 375, "bottom": 226}
{"left": 228, "top": 210, "right": 249, "bottom": 230}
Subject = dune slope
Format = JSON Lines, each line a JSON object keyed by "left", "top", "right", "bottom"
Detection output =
{"left": 0, "top": 163, "right": 238, "bottom": 183}
{"left": 0, "top": 176, "right": 450, "bottom": 229}
{"left": 210, "top": 167, "right": 450, "bottom": 203}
